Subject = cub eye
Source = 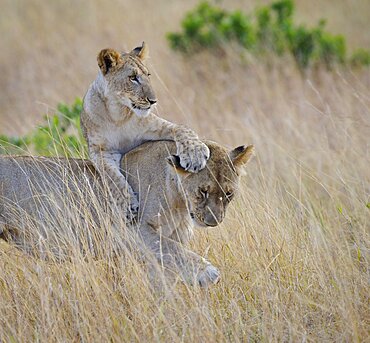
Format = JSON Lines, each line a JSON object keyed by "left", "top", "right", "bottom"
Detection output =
{"left": 199, "top": 188, "right": 209, "bottom": 199}
{"left": 130, "top": 75, "right": 139, "bottom": 84}
{"left": 147, "top": 73, "right": 151, "bottom": 77}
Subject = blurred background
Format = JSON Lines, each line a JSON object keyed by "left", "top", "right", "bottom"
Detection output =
{"left": 0, "top": 0, "right": 369, "bottom": 140}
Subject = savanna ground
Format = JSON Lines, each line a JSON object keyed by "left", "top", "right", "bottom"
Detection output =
{"left": 0, "top": 0, "right": 369, "bottom": 341}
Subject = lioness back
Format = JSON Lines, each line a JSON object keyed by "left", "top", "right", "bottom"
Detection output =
{"left": 0, "top": 156, "right": 106, "bottom": 250}
{"left": 0, "top": 142, "right": 177, "bottom": 249}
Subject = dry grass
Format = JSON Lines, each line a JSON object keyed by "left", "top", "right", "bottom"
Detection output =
{"left": 1, "top": 0, "right": 370, "bottom": 342}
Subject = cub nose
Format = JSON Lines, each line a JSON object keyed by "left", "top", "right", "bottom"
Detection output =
{"left": 147, "top": 98, "right": 157, "bottom": 105}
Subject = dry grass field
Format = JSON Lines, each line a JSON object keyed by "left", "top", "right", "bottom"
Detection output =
{"left": 0, "top": 0, "right": 369, "bottom": 342}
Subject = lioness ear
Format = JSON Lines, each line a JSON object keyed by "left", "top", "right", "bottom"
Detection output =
{"left": 97, "top": 48, "right": 123, "bottom": 75}
{"left": 131, "top": 41, "right": 149, "bottom": 61}
{"left": 230, "top": 145, "right": 254, "bottom": 174}
{"left": 166, "top": 155, "right": 190, "bottom": 177}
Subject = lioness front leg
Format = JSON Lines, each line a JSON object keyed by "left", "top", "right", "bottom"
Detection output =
{"left": 138, "top": 223, "right": 220, "bottom": 287}
{"left": 90, "top": 149, "right": 139, "bottom": 222}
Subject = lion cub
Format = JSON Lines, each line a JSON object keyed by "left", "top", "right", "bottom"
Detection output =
{"left": 80, "top": 42, "right": 210, "bottom": 221}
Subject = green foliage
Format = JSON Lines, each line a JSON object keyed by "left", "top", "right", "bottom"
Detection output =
{"left": 350, "top": 48, "right": 370, "bottom": 67}
{"left": 0, "top": 98, "right": 86, "bottom": 157}
{"left": 167, "top": 2, "right": 256, "bottom": 52}
{"left": 167, "top": 0, "right": 370, "bottom": 70}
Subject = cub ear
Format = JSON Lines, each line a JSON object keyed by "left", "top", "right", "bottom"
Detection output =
{"left": 131, "top": 41, "right": 149, "bottom": 61}
{"left": 97, "top": 48, "right": 123, "bottom": 75}
{"left": 166, "top": 155, "right": 190, "bottom": 177}
{"left": 230, "top": 145, "right": 254, "bottom": 174}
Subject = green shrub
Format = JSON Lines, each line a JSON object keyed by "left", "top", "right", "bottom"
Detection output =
{"left": 350, "top": 48, "right": 370, "bottom": 67}
{"left": 0, "top": 98, "right": 86, "bottom": 157}
{"left": 167, "top": 0, "right": 370, "bottom": 70}
{"left": 167, "top": 2, "right": 255, "bottom": 52}
{"left": 287, "top": 25, "right": 316, "bottom": 68}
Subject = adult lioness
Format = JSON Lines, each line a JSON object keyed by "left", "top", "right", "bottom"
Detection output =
{"left": 0, "top": 141, "right": 253, "bottom": 287}
{"left": 81, "top": 42, "right": 210, "bottom": 221}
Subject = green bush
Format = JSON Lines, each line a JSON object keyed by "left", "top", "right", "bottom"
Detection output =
{"left": 167, "top": 2, "right": 250, "bottom": 52}
{"left": 350, "top": 48, "right": 370, "bottom": 67}
{"left": 0, "top": 98, "right": 86, "bottom": 157}
{"left": 167, "top": 0, "right": 370, "bottom": 70}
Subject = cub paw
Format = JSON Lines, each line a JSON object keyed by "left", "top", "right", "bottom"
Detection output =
{"left": 197, "top": 264, "right": 221, "bottom": 288}
{"left": 177, "top": 140, "right": 210, "bottom": 173}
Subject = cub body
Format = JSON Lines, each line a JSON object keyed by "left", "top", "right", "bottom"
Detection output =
{"left": 81, "top": 43, "right": 210, "bottom": 221}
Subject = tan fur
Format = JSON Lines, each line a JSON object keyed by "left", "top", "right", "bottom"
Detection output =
{"left": 80, "top": 42, "right": 210, "bottom": 222}
{"left": 0, "top": 141, "right": 253, "bottom": 287}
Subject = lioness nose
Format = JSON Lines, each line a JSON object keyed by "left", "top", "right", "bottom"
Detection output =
{"left": 147, "top": 98, "right": 157, "bottom": 105}
{"left": 204, "top": 213, "right": 220, "bottom": 227}
{"left": 204, "top": 206, "right": 224, "bottom": 227}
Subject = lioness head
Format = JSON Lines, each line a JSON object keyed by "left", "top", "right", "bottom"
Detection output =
{"left": 97, "top": 42, "right": 156, "bottom": 117}
{"left": 167, "top": 142, "right": 254, "bottom": 227}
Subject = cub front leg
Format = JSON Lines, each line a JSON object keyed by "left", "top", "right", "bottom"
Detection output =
{"left": 173, "top": 126, "right": 210, "bottom": 173}
{"left": 144, "top": 116, "right": 210, "bottom": 173}
{"left": 139, "top": 223, "right": 220, "bottom": 287}
{"left": 90, "top": 149, "right": 139, "bottom": 222}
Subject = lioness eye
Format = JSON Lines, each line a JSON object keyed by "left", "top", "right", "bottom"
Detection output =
{"left": 226, "top": 191, "right": 234, "bottom": 201}
{"left": 200, "top": 188, "right": 209, "bottom": 199}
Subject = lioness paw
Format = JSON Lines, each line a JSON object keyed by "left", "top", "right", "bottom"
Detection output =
{"left": 197, "top": 264, "right": 220, "bottom": 288}
{"left": 122, "top": 192, "right": 139, "bottom": 223}
{"left": 177, "top": 140, "right": 210, "bottom": 173}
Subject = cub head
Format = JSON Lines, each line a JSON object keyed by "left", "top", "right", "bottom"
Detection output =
{"left": 167, "top": 142, "right": 254, "bottom": 227}
{"left": 97, "top": 42, "right": 157, "bottom": 117}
